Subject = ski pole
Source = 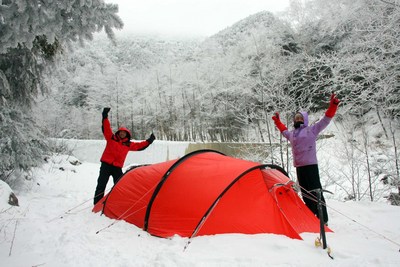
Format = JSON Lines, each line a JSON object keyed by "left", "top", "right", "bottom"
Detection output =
{"left": 311, "top": 188, "right": 334, "bottom": 259}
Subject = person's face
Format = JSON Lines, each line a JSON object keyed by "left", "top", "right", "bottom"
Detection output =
{"left": 118, "top": 131, "right": 127, "bottom": 139}
{"left": 294, "top": 113, "right": 304, "bottom": 123}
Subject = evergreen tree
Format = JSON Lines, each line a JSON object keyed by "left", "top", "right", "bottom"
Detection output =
{"left": 0, "top": 0, "right": 123, "bottom": 183}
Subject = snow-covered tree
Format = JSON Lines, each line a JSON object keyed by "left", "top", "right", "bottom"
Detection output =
{"left": 0, "top": 0, "right": 123, "bottom": 183}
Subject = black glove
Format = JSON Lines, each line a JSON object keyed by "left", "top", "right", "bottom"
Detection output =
{"left": 146, "top": 133, "right": 155, "bottom": 144}
{"left": 102, "top": 107, "right": 111, "bottom": 119}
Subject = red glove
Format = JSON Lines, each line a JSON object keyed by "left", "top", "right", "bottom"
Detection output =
{"left": 325, "top": 93, "right": 340, "bottom": 118}
{"left": 272, "top": 112, "right": 287, "bottom": 133}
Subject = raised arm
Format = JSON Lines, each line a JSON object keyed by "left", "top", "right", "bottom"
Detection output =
{"left": 101, "top": 107, "right": 113, "bottom": 140}
{"left": 325, "top": 93, "right": 340, "bottom": 118}
{"left": 129, "top": 133, "right": 156, "bottom": 151}
{"left": 272, "top": 112, "right": 288, "bottom": 133}
{"left": 311, "top": 93, "right": 340, "bottom": 135}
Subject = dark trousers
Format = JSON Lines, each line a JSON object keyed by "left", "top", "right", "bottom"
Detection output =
{"left": 296, "top": 164, "right": 328, "bottom": 223}
{"left": 94, "top": 162, "right": 123, "bottom": 205}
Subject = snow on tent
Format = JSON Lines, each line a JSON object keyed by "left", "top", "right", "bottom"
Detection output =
{"left": 93, "top": 149, "right": 331, "bottom": 239}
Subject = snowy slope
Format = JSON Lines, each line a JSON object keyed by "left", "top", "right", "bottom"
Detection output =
{"left": 1, "top": 140, "right": 400, "bottom": 267}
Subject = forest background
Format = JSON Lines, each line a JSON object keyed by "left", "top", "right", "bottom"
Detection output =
{"left": 0, "top": 0, "right": 399, "bottom": 204}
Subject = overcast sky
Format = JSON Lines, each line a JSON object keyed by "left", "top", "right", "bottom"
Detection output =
{"left": 106, "top": 0, "right": 291, "bottom": 37}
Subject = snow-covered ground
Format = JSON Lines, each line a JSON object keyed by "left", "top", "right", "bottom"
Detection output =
{"left": 1, "top": 139, "right": 400, "bottom": 267}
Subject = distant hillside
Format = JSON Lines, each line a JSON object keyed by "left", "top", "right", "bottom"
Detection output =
{"left": 194, "top": 11, "right": 290, "bottom": 57}
{"left": 72, "top": 35, "right": 201, "bottom": 70}
{"left": 209, "top": 11, "right": 284, "bottom": 45}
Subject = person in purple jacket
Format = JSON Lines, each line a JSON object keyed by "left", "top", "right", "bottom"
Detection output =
{"left": 272, "top": 93, "right": 340, "bottom": 224}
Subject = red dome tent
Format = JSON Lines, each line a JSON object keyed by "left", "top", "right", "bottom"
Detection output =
{"left": 93, "top": 150, "right": 331, "bottom": 239}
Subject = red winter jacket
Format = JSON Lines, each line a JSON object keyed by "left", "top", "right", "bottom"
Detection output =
{"left": 100, "top": 118, "right": 150, "bottom": 168}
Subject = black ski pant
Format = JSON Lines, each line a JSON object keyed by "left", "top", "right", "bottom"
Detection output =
{"left": 296, "top": 164, "right": 328, "bottom": 223}
{"left": 94, "top": 162, "right": 123, "bottom": 205}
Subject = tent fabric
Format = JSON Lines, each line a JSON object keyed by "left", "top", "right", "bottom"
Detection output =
{"left": 93, "top": 149, "right": 331, "bottom": 239}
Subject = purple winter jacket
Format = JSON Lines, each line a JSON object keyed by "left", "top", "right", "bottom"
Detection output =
{"left": 282, "top": 111, "right": 332, "bottom": 167}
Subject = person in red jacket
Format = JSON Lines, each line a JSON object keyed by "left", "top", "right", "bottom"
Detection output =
{"left": 93, "top": 107, "right": 155, "bottom": 205}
